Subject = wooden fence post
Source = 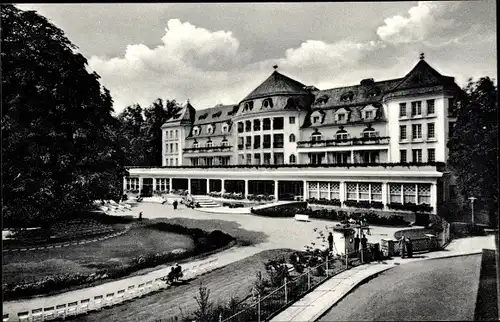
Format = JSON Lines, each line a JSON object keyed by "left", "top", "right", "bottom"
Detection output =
{"left": 284, "top": 277, "right": 287, "bottom": 304}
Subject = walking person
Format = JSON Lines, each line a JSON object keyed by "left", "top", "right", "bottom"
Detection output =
{"left": 406, "top": 237, "right": 413, "bottom": 258}
{"left": 327, "top": 232, "right": 334, "bottom": 253}
{"left": 399, "top": 235, "right": 406, "bottom": 258}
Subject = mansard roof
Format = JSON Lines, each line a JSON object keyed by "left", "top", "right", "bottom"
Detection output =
{"left": 241, "top": 71, "right": 311, "bottom": 102}
{"left": 192, "top": 103, "right": 237, "bottom": 126}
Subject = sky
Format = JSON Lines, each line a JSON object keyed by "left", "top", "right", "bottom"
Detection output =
{"left": 17, "top": 1, "right": 497, "bottom": 114}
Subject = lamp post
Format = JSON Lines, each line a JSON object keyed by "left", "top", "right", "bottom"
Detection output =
{"left": 469, "top": 197, "right": 477, "bottom": 225}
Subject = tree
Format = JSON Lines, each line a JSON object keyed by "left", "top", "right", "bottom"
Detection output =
{"left": 2, "top": 5, "right": 122, "bottom": 227}
{"left": 193, "top": 282, "right": 213, "bottom": 321}
{"left": 447, "top": 77, "right": 498, "bottom": 227}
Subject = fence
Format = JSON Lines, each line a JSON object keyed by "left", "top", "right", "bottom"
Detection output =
{"left": 221, "top": 252, "right": 361, "bottom": 322}
{"left": 3, "top": 259, "right": 219, "bottom": 322}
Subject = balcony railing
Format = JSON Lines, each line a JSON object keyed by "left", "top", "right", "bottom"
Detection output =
{"left": 183, "top": 145, "right": 233, "bottom": 153}
{"left": 297, "top": 136, "right": 390, "bottom": 148}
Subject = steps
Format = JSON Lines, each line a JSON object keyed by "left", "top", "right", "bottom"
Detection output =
{"left": 192, "top": 196, "right": 220, "bottom": 208}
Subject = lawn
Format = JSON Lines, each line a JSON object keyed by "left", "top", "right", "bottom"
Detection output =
{"left": 71, "top": 249, "right": 297, "bottom": 322}
{"left": 2, "top": 225, "right": 195, "bottom": 286}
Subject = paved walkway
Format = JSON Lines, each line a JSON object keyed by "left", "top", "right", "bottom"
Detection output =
{"left": 271, "top": 235, "right": 496, "bottom": 322}
{"left": 1, "top": 202, "right": 414, "bottom": 318}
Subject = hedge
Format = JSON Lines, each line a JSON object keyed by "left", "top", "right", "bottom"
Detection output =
{"left": 250, "top": 202, "right": 308, "bottom": 217}
{"left": 388, "top": 202, "right": 433, "bottom": 213}
{"left": 305, "top": 208, "right": 410, "bottom": 227}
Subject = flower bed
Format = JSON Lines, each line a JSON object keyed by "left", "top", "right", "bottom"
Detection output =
{"left": 387, "top": 202, "right": 433, "bottom": 213}
{"left": 307, "top": 198, "right": 341, "bottom": 206}
{"left": 2, "top": 223, "right": 235, "bottom": 300}
{"left": 248, "top": 194, "right": 275, "bottom": 202}
{"left": 343, "top": 200, "right": 384, "bottom": 209}
{"left": 305, "top": 208, "right": 410, "bottom": 227}
{"left": 250, "top": 202, "right": 307, "bottom": 217}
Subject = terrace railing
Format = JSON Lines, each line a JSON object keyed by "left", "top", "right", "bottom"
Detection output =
{"left": 183, "top": 146, "right": 233, "bottom": 153}
{"left": 297, "top": 136, "right": 390, "bottom": 148}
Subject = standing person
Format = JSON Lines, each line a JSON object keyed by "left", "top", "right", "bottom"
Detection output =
{"left": 361, "top": 234, "right": 368, "bottom": 262}
{"left": 406, "top": 237, "right": 413, "bottom": 258}
{"left": 173, "top": 200, "right": 178, "bottom": 210}
{"left": 327, "top": 232, "right": 334, "bottom": 253}
{"left": 399, "top": 235, "right": 406, "bottom": 258}
{"left": 354, "top": 234, "right": 360, "bottom": 255}
{"left": 138, "top": 210, "right": 143, "bottom": 221}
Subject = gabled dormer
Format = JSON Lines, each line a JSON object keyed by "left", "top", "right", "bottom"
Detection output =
{"left": 333, "top": 107, "right": 349, "bottom": 124}
{"left": 361, "top": 104, "right": 378, "bottom": 121}
{"left": 310, "top": 110, "right": 325, "bottom": 125}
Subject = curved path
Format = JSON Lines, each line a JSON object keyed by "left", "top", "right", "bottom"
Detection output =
{"left": 2, "top": 202, "right": 412, "bottom": 319}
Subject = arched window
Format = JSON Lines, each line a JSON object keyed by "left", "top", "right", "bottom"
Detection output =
{"left": 289, "top": 134, "right": 296, "bottom": 142}
{"left": 192, "top": 140, "right": 199, "bottom": 148}
{"left": 222, "top": 123, "right": 229, "bottom": 133}
{"left": 221, "top": 138, "right": 229, "bottom": 147}
{"left": 244, "top": 101, "right": 254, "bottom": 111}
{"left": 253, "top": 119, "right": 261, "bottom": 131}
{"left": 206, "top": 140, "right": 213, "bottom": 148}
{"left": 336, "top": 129, "right": 349, "bottom": 141}
{"left": 207, "top": 124, "right": 215, "bottom": 134}
{"left": 263, "top": 98, "right": 274, "bottom": 108}
{"left": 193, "top": 127, "right": 200, "bottom": 136}
{"left": 289, "top": 154, "right": 296, "bottom": 164}
{"left": 363, "top": 126, "right": 377, "bottom": 138}
{"left": 311, "top": 131, "right": 322, "bottom": 142}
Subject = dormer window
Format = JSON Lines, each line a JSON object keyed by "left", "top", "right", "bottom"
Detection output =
{"left": 221, "top": 138, "right": 229, "bottom": 147}
{"left": 364, "top": 111, "right": 374, "bottom": 120}
{"left": 192, "top": 141, "right": 199, "bottom": 148}
{"left": 222, "top": 123, "right": 229, "bottom": 133}
{"left": 311, "top": 130, "right": 322, "bottom": 142}
{"left": 262, "top": 98, "right": 273, "bottom": 108}
{"left": 313, "top": 116, "right": 320, "bottom": 123}
{"left": 340, "top": 91, "right": 355, "bottom": 102}
{"left": 212, "top": 111, "right": 222, "bottom": 118}
{"left": 337, "top": 113, "right": 346, "bottom": 122}
{"left": 206, "top": 140, "right": 213, "bottom": 148}
{"left": 315, "top": 95, "right": 329, "bottom": 105}
{"left": 192, "top": 127, "right": 201, "bottom": 136}
{"left": 244, "top": 101, "right": 254, "bottom": 111}
{"left": 207, "top": 124, "right": 215, "bottom": 134}
{"left": 198, "top": 113, "right": 208, "bottom": 121}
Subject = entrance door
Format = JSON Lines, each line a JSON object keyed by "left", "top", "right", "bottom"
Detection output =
{"left": 141, "top": 178, "right": 153, "bottom": 197}
{"left": 278, "top": 181, "right": 303, "bottom": 201}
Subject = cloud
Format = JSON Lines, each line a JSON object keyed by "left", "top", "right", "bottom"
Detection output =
{"left": 88, "top": 2, "right": 496, "bottom": 113}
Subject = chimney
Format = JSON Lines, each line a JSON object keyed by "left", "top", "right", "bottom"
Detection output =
{"left": 360, "top": 78, "right": 375, "bottom": 86}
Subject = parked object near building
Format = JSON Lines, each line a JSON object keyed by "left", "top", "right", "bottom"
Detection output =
{"left": 124, "top": 57, "right": 462, "bottom": 219}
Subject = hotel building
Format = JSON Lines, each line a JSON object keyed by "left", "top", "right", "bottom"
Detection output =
{"left": 125, "top": 57, "right": 461, "bottom": 217}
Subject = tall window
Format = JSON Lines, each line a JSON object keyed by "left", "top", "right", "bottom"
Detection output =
{"left": 263, "top": 153, "right": 271, "bottom": 165}
{"left": 245, "top": 136, "right": 251, "bottom": 149}
{"left": 412, "top": 149, "right": 422, "bottom": 162}
{"left": 289, "top": 116, "right": 296, "bottom": 124}
{"left": 403, "top": 184, "right": 416, "bottom": 203}
{"left": 427, "top": 99, "right": 435, "bottom": 115}
{"left": 289, "top": 134, "right": 296, "bottom": 142}
{"left": 418, "top": 184, "right": 431, "bottom": 204}
{"left": 245, "top": 120, "right": 251, "bottom": 132}
{"left": 428, "top": 148, "right": 435, "bottom": 162}
{"left": 170, "top": 143, "right": 173, "bottom": 152}
{"left": 390, "top": 184, "right": 402, "bottom": 203}
{"left": 175, "top": 143, "right": 178, "bottom": 152}
{"left": 400, "top": 125, "right": 407, "bottom": 140}
{"left": 359, "top": 183, "right": 370, "bottom": 200}
{"left": 273, "top": 134, "right": 284, "bottom": 148}
{"left": 346, "top": 183, "right": 357, "bottom": 200}
{"left": 400, "top": 150, "right": 407, "bottom": 163}
{"left": 399, "top": 103, "right": 407, "bottom": 117}
{"left": 237, "top": 122, "right": 243, "bottom": 133}
{"left": 263, "top": 134, "right": 271, "bottom": 148}
{"left": 411, "top": 101, "right": 422, "bottom": 116}
{"left": 263, "top": 118, "right": 271, "bottom": 130}
{"left": 273, "top": 117, "right": 284, "bottom": 130}
{"left": 254, "top": 119, "right": 261, "bottom": 131}
{"left": 254, "top": 153, "right": 261, "bottom": 165}
{"left": 412, "top": 124, "right": 422, "bottom": 139}
{"left": 246, "top": 153, "right": 252, "bottom": 164}
{"left": 289, "top": 154, "right": 296, "bottom": 164}
{"left": 254, "top": 135, "right": 261, "bottom": 148}
{"left": 427, "top": 123, "right": 435, "bottom": 139}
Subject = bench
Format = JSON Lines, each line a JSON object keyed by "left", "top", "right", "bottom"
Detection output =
{"left": 294, "top": 214, "right": 310, "bottom": 222}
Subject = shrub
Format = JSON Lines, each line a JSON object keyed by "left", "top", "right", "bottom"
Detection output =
{"left": 251, "top": 202, "right": 307, "bottom": 217}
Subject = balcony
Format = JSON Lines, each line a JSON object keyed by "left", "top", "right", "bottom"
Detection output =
{"left": 183, "top": 145, "right": 233, "bottom": 153}
{"left": 297, "top": 136, "right": 390, "bottom": 148}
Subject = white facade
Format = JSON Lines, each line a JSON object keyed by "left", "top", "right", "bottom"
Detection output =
{"left": 128, "top": 58, "right": 462, "bottom": 216}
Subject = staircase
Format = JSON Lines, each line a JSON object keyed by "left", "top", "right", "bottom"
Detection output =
{"left": 192, "top": 195, "right": 220, "bottom": 208}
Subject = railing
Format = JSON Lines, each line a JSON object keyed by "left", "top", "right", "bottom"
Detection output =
{"left": 297, "top": 136, "right": 390, "bottom": 148}
{"left": 183, "top": 146, "right": 232, "bottom": 153}
{"left": 222, "top": 253, "right": 359, "bottom": 322}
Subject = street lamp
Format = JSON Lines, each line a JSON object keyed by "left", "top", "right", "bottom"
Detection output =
{"left": 469, "top": 197, "right": 477, "bottom": 224}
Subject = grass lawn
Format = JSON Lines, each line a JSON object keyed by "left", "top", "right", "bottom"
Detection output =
{"left": 72, "top": 249, "right": 297, "bottom": 322}
{"left": 2, "top": 225, "right": 195, "bottom": 285}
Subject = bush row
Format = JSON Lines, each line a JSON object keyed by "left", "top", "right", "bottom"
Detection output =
{"left": 250, "top": 203, "right": 308, "bottom": 218}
